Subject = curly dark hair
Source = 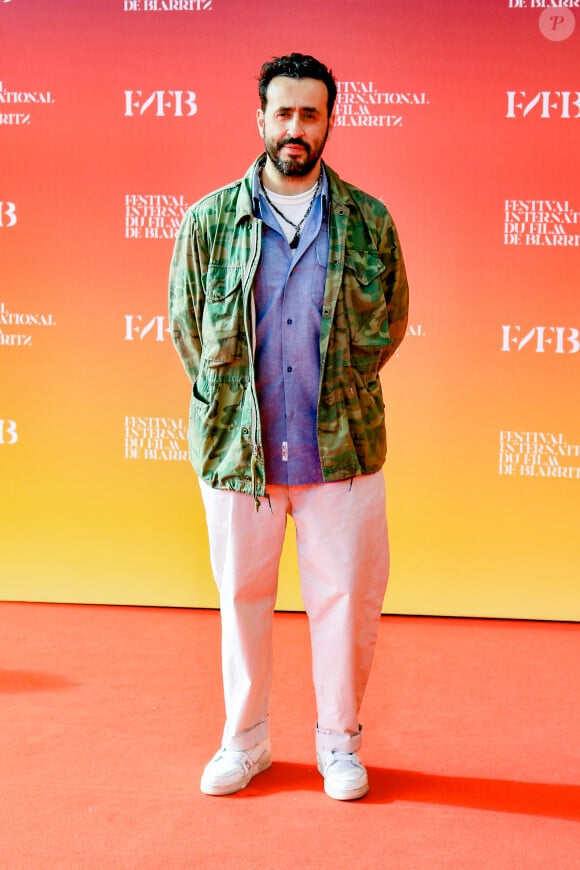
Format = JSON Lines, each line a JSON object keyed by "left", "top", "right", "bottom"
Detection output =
{"left": 258, "top": 53, "right": 337, "bottom": 115}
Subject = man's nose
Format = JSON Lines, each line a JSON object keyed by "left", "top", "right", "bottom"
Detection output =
{"left": 287, "top": 112, "right": 304, "bottom": 136}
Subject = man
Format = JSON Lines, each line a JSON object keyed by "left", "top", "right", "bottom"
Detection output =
{"left": 169, "top": 53, "right": 409, "bottom": 801}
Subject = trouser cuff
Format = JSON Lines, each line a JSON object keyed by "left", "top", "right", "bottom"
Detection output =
{"left": 316, "top": 724, "right": 362, "bottom": 753}
{"left": 222, "top": 718, "right": 269, "bottom": 751}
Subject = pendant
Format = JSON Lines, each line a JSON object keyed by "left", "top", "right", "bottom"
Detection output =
{"left": 289, "top": 232, "right": 300, "bottom": 249}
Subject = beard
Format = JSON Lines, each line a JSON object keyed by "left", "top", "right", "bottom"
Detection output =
{"left": 264, "top": 131, "right": 328, "bottom": 177}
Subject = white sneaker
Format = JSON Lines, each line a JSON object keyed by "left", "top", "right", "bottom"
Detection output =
{"left": 317, "top": 749, "right": 369, "bottom": 801}
{"left": 200, "top": 739, "right": 272, "bottom": 796}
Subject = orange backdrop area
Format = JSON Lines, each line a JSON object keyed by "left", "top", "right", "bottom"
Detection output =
{"left": 1, "top": 0, "right": 579, "bottom": 620}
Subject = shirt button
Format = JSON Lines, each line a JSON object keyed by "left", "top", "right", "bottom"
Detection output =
{"left": 287, "top": 366, "right": 293, "bottom": 372}
{"left": 287, "top": 318, "right": 293, "bottom": 325}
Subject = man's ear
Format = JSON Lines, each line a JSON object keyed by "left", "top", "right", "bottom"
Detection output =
{"left": 256, "top": 108, "right": 265, "bottom": 138}
{"left": 327, "top": 110, "right": 336, "bottom": 136}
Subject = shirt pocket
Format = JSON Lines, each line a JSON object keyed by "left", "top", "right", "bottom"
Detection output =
{"left": 202, "top": 263, "right": 243, "bottom": 367}
{"left": 342, "top": 249, "right": 391, "bottom": 350}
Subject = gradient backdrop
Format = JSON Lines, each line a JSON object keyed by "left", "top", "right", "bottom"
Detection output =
{"left": 2, "top": 0, "right": 579, "bottom": 619}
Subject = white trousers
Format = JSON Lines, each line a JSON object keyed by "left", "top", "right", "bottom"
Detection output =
{"left": 198, "top": 471, "right": 390, "bottom": 753}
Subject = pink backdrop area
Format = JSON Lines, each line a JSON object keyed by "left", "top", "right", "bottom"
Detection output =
{"left": 1, "top": 0, "right": 579, "bottom": 620}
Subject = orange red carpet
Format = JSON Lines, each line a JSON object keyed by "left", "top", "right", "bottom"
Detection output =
{"left": 0, "top": 602, "right": 578, "bottom": 868}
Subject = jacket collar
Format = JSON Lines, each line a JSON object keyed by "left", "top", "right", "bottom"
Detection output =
{"left": 234, "top": 154, "right": 353, "bottom": 224}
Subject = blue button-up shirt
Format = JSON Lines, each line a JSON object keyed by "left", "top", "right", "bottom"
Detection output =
{"left": 252, "top": 167, "right": 330, "bottom": 485}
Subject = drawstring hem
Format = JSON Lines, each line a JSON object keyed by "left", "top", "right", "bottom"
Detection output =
{"left": 251, "top": 446, "right": 262, "bottom": 511}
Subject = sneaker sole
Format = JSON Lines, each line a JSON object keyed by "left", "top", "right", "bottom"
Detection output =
{"left": 200, "top": 756, "right": 272, "bottom": 796}
{"left": 323, "top": 779, "right": 369, "bottom": 801}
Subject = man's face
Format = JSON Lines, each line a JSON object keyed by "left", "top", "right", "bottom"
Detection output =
{"left": 257, "top": 76, "right": 333, "bottom": 178}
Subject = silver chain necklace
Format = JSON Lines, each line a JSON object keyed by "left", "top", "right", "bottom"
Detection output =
{"left": 259, "top": 166, "right": 322, "bottom": 249}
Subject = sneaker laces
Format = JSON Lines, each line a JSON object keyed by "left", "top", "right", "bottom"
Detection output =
{"left": 324, "top": 750, "right": 363, "bottom": 769}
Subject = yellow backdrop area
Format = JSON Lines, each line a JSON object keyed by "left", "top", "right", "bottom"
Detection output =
{"left": 1, "top": 1, "right": 579, "bottom": 620}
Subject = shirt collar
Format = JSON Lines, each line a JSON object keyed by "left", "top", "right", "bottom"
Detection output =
{"left": 252, "top": 160, "right": 329, "bottom": 218}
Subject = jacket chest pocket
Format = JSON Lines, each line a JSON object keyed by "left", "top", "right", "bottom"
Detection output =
{"left": 202, "top": 264, "right": 244, "bottom": 367}
{"left": 342, "top": 249, "right": 391, "bottom": 350}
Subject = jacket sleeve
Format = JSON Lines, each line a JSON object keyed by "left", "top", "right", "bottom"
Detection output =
{"left": 168, "top": 208, "right": 206, "bottom": 383}
{"left": 378, "top": 213, "right": 409, "bottom": 369}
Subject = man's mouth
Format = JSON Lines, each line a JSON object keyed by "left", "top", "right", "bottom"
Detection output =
{"left": 281, "top": 139, "right": 308, "bottom": 153}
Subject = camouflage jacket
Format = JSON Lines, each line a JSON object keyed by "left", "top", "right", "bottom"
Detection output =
{"left": 169, "top": 156, "right": 409, "bottom": 502}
